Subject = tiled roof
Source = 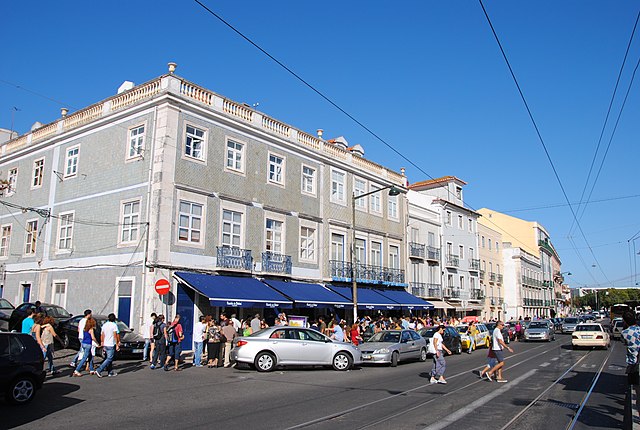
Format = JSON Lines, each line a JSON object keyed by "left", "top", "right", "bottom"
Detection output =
{"left": 408, "top": 175, "right": 467, "bottom": 189}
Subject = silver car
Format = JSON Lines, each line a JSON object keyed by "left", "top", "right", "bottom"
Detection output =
{"left": 231, "top": 326, "right": 362, "bottom": 372}
{"left": 358, "top": 329, "right": 428, "bottom": 366}
{"left": 562, "top": 317, "right": 579, "bottom": 334}
{"left": 524, "top": 320, "right": 555, "bottom": 342}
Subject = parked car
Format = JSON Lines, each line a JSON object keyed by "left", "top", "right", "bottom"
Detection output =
{"left": 485, "top": 322, "right": 510, "bottom": 344}
{"left": 572, "top": 323, "right": 610, "bottom": 349}
{"left": 611, "top": 318, "right": 624, "bottom": 341}
{"left": 524, "top": 320, "right": 555, "bottom": 342}
{"left": 0, "top": 299, "right": 15, "bottom": 332}
{"left": 456, "top": 324, "right": 490, "bottom": 351}
{"left": 418, "top": 326, "right": 462, "bottom": 355}
{"left": 57, "top": 315, "right": 145, "bottom": 358}
{"left": 8, "top": 302, "right": 72, "bottom": 333}
{"left": 231, "top": 326, "right": 362, "bottom": 372}
{"left": 359, "top": 330, "right": 427, "bottom": 366}
{"left": 0, "top": 332, "right": 46, "bottom": 404}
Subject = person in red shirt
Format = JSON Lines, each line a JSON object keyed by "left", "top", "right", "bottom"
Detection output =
{"left": 350, "top": 324, "right": 362, "bottom": 346}
{"left": 164, "top": 314, "right": 184, "bottom": 371}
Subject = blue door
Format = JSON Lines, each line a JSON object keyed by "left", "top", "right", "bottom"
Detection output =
{"left": 118, "top": 297, "right": 131, "bottom": 326}
{"left": 23, "top": 285, "right": 30, "bottom": 303}
{"left": 176, "top": 283, "right": 194, "bottom": 350}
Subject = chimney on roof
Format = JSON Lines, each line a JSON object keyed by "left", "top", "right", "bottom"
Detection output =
{"left": 401, "top": 167, "right": 406, "bottom": 176}
{"left": 60, "top": 108, "right": 69, "bottom": 118}
{"left": 118, "top": 81, "right": 135, "bottom": 94}
{"left": 317, "top": 129, "right": 323, "bottom": 139}
{"left": 350, "top": 144, "right": 364, "bottom": 157}
{"left": 30, "top": 122, "right": 42, "bottom": 131}
{"left": 168, "top": 62, "right": 177, "bottom": 74}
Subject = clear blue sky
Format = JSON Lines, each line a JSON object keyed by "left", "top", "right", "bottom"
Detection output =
{"left": 2, "top": 1, "right": 639, "bottom": 290}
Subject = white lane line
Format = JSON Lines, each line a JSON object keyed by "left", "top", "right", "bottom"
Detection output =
{"left": 551, "top": 357, "right": 559, "bottom": 361}
{"left": 422, "top": 370, "right": 537, "bottom": 430}
{"left": 540, "top": 362, "right": 551, "bottom": 367}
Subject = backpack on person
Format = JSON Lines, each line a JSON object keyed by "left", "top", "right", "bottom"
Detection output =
{"left": 166, "top": 324, "right": 177, "bottom": 343}
{"left": 152, "top": 322, "right": 163, "bottom": 340}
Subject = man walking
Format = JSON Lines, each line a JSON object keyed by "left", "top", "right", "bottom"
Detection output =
{"left": 221, "top": 318, "right": 238, "bottom": 367}
{"left": 193, "top": 315, "right": 206, "bottom": 367}
{"left": 622, "top": 310, "right": 640, "bottom": 416}
{"left": 143, "top": 313, "right": 156, "bottom": 363}
{"left": 165, "top": 314, "right": 184, "bottom": 371}
{"left": 430, "top": 325, "right": 451, "bottom": 384}
{"left": 70, "top": 309, "right": 92, "bottom": 368}
{"left": 96, "top": 313, "right": 120, "bottom": 378}
{"left": 150, "top": 314, "right": 167, "bottom": 370}
{"left": 486, "top": 320, "right": 513, "bottom": 383}
{"left": 21, "top": 309, "right": 35, "bottom": 334}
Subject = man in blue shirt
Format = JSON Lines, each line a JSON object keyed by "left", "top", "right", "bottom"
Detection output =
{"left": 21, "top": 309, "right": 35, "bottom": 334}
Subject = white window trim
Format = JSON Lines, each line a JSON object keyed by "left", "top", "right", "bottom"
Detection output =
{"left": 330, "top": 168, "right": 347, "bottom": 206}
{"left": 126, "top": 123, "right": 146, "bottom": 161}
{"left": 267, "top": 152, "right": 286, "bottom": 187}
{"left": 353, "top": 177, "right": 368, "bottom": 212}
{"left": 388, "top": 242, "right": 401, "bottom": 269}
{"left": 301, "top": 164, "right": 317, "bottom": 197}
{"left": 370, "top": 240, "right": 383, "bottom": 267}
{"left": 51, "top": 279, "right": 68, "bottom": 309}
{"left": 23, "top": 218, "right": 38, "bottom": 256}
{"left": 31, "top": 157, "right": 45, "bottom": 189}
{"left": 6, "top": 167, "right": 17, "bottom": 196}
{"left": 387, "top": 193, "right": 399, "bottom": 221}
{"left": 330, "top": 228, "right": 348, "bottom": 262}
{"left": 64, "top": 145, "right": 80, "bottom": 179}
{"left": 114, "top": 276, "right": 135, "bottom": 326}
{"left": 182, "top": 123, "right": 208, "bottom": 164}
{"left": 0, "top": 223, "right": 11, "bottom": 259}
{"left": 299, "top": 221, "right": 318, "bottom": 264}
{"left": 219, "top": 200, "right": 246, "bottom": 250}
{"left": 118, "top": 198, "right": 142, "bottom": 247}
{"left": 369, "top": 185, "right": 383, "bottom": 216}
{"left": 264, "top": 212, "right": 286, "bottom": 254}
{"left": 175, "top": 190, "right": 207, "bottom": 249}
{"left": 55, "top": 210, "right": 75, "bottom": 254}
{"left": 224, "top": 136, "right": 246, "bottom": 176}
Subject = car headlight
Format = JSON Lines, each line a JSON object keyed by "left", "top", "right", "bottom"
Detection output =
{"left": 524, "top": 330, "right": 529, "bottom": 335}
{"left": 461, "top": 335, "right": 469, "bottom": 341}
{"left": 374, "top": 348, "right": 390, "bottom": 354}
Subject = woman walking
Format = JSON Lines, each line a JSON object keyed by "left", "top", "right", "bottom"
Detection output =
{"left": 73, "top": 317, "right": 100, "bottom": 377}
{"left": 40, "top": 316, "right": 62, "bottom": 375}
{"left": 206, "top": 319, "right": 223, "bottom": 368}
{"left": 430, "top": 325, "right": 451, "bottom": 384}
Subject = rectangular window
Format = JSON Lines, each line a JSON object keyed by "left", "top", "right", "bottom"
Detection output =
{"left": 32, "top": 158, "right": 44, "bottom": 188}
{"left": 460, "top": 276, "right": 465, "bottom": 290}
{"left": 389, "top": 245, "right": 400, "bottom": 269}
{"left": 222, "top": 210, "right": 242, "bottom": 247}
{"left": 354, "top": 178, "right": 367, "bottom": 209}
{"left": 355, "top": 239, "right": 366, "bottom": 264}
{"left": 496, "top": 241, "right": 500, "bottom": 252}
{"left": 185, "top": 125, "right": 205, "bottom": 160}
{"left": 488, "top": 239, "right": 492, "bottom": 250}
{"left": 265, "top": 219, "right": 283, "bottom": 253}
{"left": 331, "top": 170, "right": 345, "bottom": 203}
{"left": 301, "top": 165, "right": 316, "bottom": 195}
{"left": 388, "top": 194, "right": 398, "bottom": 219}
{"left": 370, "top": 186, "right": 381, "bottom": 213}
{"left": 446, "top": 242, "right": 453, "bottom": 256}
{"left": 428, "top": 232, "right": 435, "bottom": 247}
{"left": 57, "top": 212, "right": 74, "bottom": 251}
{"left": 456, "top": 186, "right": 462, "bottom": 200}
{"left": 7, "top": 168, "right": 17, "bottom": 196}
{"left": 52, "top": 282, "right": 66, "bottom": 307}
{"left": 64, "top": 146, "right": 79, "bottom": 178}
{"left": 268, "top": 153, "right": 285, "bottom": 185}
{"left": 468, "top": 218, "right": 473, "bottom": 232}
{"left": 178, "top": 201, "right": 202, "bottom": 243}
{"left": 469, "top": 248, "right": 474, "bottom": 259}
{"left": 459, "top": 245, "right": 464, "bottom": 259}
{"left": 331, "top": 233, "right": 345, "bottom": 261}
{"left": 458, "top": 215, "right": 463, "bottom": 229}
{"left": 128, "top": 125, "right": 145, "bottom": 159}
{"left": 24, "top": 220, "right": 38, "bottom": 255}
{"left": 0, "top": 225, "right": 11, "bottom": 258}
{"left": 299, "top": 226, "right": 316, "bottom": 262}
{"left": 121, "top": 200, "right": 140, "bottom": 244}
{"left": 371, "top": 241, "right": 382, "bottom": 266}
{"left": 445, "top": 211, "right": 452, "bottom": 225}
{"left": 447, "top": 274, "right": 454, "bottom": 288}
{"left": 226, "top": 139, "right": 244, "bottom": 172}
{"left": 481, "top": 236, "right": 485, "bottom": 247}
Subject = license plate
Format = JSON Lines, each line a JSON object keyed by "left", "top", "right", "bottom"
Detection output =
{"left": 581, "top": 336, "right": 591, "bottom": 339}
{"left": 132, "top": 349, "right": 143, "bottom": 353}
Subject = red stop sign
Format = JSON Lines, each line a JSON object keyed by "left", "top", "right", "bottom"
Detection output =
{"left": 155, "top": 279, "right": 171, "bottom": 296}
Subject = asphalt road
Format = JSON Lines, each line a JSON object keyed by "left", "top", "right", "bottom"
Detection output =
{"left": 1, "top": 332, "right": 630, "bottom": 430}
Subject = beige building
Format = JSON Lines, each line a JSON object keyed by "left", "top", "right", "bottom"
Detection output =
{"left": 478, "top": 222, "right": 504, "bottom": 320}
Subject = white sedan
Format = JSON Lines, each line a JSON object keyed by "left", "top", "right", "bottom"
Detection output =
{"left": 572, "top": 323, "right": 610, "bottom": 349}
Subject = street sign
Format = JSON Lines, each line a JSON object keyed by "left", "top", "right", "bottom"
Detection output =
{"left": 155, "top": 278, "right": 170, "bottom": 296}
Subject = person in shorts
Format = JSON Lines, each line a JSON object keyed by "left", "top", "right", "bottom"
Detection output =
{"left": 164, "top": 314, "right": 184, "bottom": 371}
{"left": 622, "top": 310, "right": 640, "bottom": 414}
{"left": 486, "top": 320, "right": 513, "bottom": 383}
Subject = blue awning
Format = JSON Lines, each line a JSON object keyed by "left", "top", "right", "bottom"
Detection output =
{"left": 326, "top": 285, "right": 399, "bottom": 310}
{"left": 262, "top": 280, "right": 353, "bottom": 309}
{"left": 174, "top": 272, "right": 292, "bottom": 308}
{"left": 375, "top": 289, "right": 434, "bottom": 310}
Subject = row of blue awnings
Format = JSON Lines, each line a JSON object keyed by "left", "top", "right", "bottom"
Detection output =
{"left": 173, "top": 272, "right": 433, "bottom": 311}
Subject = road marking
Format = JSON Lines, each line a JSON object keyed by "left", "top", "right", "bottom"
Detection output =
{"left": 580, "top": 364, "right": 596, "bottom": 369}
{"left": 540, "top": 362, "right": 551, "bottom": 367}
{"left": 422, "top": 370, "right": 537, "bottom": 430}
{"left": 551, "top": 357, "right": 559, "bottom": 361}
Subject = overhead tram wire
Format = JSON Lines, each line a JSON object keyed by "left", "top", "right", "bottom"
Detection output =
{"left": 568, "top": 8, "right": 640, "bottom": 236}
{"left": 478, "top": 0, "right": 611, "bottom": 287}
{"left": 502, "top": 193, "right": 640, "bottom": 213}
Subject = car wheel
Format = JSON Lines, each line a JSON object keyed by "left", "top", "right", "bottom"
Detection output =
{"left": 455, "top": 343, "right": 462, "bottom": 355}
{"left": 572, "top": 345, "right": 578, "bottom": 350}
{"left": 419, "top": 348, "right": 428, "bottom": 362}
{"left": 6, "top": 376, "right": 36, "bottom": 405}
{"left": 390, "top": 351, "right": 399, "bottom": 367}
{"left": 254, "top": 351, "right": 276, "bottom": 372}
{"left": 62, "top": 333, "right": 70, "bottom": 349}
{"left": 333, "top": 352, "right": 353, "bottom": 371}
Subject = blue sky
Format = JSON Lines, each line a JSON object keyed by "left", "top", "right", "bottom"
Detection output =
{"left": 1, "top": 1, "right": 639, "bottom": 290}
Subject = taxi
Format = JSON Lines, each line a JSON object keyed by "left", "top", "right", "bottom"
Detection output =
{"left": 456, "top": 323, "right": 490, "bottom": 351}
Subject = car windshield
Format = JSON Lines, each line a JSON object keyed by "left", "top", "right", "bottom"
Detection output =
{"left": 457, "top": 326, "right": 469, "bottom": 333}
{"left": 368, "top": 331, "right": 401, "bottom": 343}
{"left": 576, "top": 325, "right": 602, "bottom": 332}
{"left": 420, "top": 328, "right": 436, "bottom": 338}
{"left": 116, "top": 322, "right": 131, "bottom": 333}
{"left": 0, "top": 298, "right": 13, "bottom": 310}
{"left": 485, "top": 323, "right": 496, "bottom": 330}
{"left": 44, "top": 305, "right": 71, "bottom": 318}
{"left": 529, "top": 322, "right": 547, "bottom": 329}
{"left": 614, "top": 321, "right": 624, "bottom": 328}
{"left": 564, "top": 318, "right": 578, "bottom": 324}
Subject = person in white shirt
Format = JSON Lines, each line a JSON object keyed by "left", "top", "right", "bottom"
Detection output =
{"left": 430, "top": 325, "right": 452, "bottom": 384}
{"left": 486, "top": 321, "right": 513, "bottom": 383}
{"left": 193, "top": 315, "right": 206, "bottom": 367}
{"left": 96, "top": 313, "right": 120, "bottom": 378}
{"left": 143, "top": 313, "right": 156, "bottom": 363}
{"left": 230, "top": 314, "right": 241, "bottom": 332}
{"left": 70, "top": 309, "right": 92, "bottom": 368}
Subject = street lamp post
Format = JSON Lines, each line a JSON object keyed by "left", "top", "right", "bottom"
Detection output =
{"left": 351, "top": 184, "right": 403, "bottom": 323}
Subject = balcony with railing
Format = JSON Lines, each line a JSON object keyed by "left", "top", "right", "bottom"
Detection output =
{"left": 216, "top": 246, "right": 253, "bottom": 271}
{"left": 497, "top": 274, "right": 503, "bottom": 284}
{"left": 489, "top": 272, "right": 497, "bottom": 282}
{"left": 470, "top": 289, "right": 484, "bottom": 300}
{"left": 489, "top": 296, "right": 504, "bottom": 307}
{"left": 329, "top": 260, "right": 406, "bottom": 286}
{"left": 426, "top": 284, "right": 442, "bottom": 298}
{"left": 411, "top": 282, "right": 427, "bottom": 297}
{"left": 479, "top": 270, "right": 485, "bottom": 281}
{"left": 426, "top": 246, "right": 440, "bottom": 262}
{"left": 445, "top": 254, "right": 460, "bottom": 268}
{"left": 261, "top": 251, "right": 292, "bottom": 275}
{"left": 469, "top": 259, "right": 480, "bottom": 271}
{"left": 443, "top": 288, "right": 462, "bottom": 299}
{"left": 409, "top": 242, "right": 426, "bottom": 260}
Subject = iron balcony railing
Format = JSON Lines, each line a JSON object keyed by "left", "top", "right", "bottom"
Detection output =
{"left": 329, "top": 260, "right": 405, "bottom": 285}
{"left": 470, "top": 289, "right": 484, "bottom": 300}
{"left": 445, "top": 254, "right": 460, "bottom": 268}
{"left": 411, "top": 282, "right": 427, "bottom": 297}
{"left": 490, "top": 296, "right": 504, "bottom": 307}
{"left": 497, "top": 274, "right": 503, "bottom": 284}
{"left": 216, "top": 246, "right": 253, "bottom": 271}
{"left": 443, "top": 288, "right": 461, "bottom": 299}
{"left": 427, "top": 284, "right": 442, "bottom": 298}
{"left": 409, "top": 242, "right": 426, "bottom": 259}
{"left": 426, "top": 246, "right": 440, "bottom": 262}
{"left": 479, "top": 270, "right": 485, "bottom": 280}
{"left": 262, "top": 251, "right": 292, "bottom": 275}
{"left": 469, "top": 259, "right": 480, "bottom": 271}
{"left": 489, "top": 272, "right": 497, "bottom": 282}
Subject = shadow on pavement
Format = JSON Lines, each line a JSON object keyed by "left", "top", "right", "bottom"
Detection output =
{"left": 0, "top": 382, "right": 83, "bottom": 429}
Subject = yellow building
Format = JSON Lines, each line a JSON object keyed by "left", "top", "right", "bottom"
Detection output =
{"left": 478, "top": 222, "right": 504, "bottom": 320}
